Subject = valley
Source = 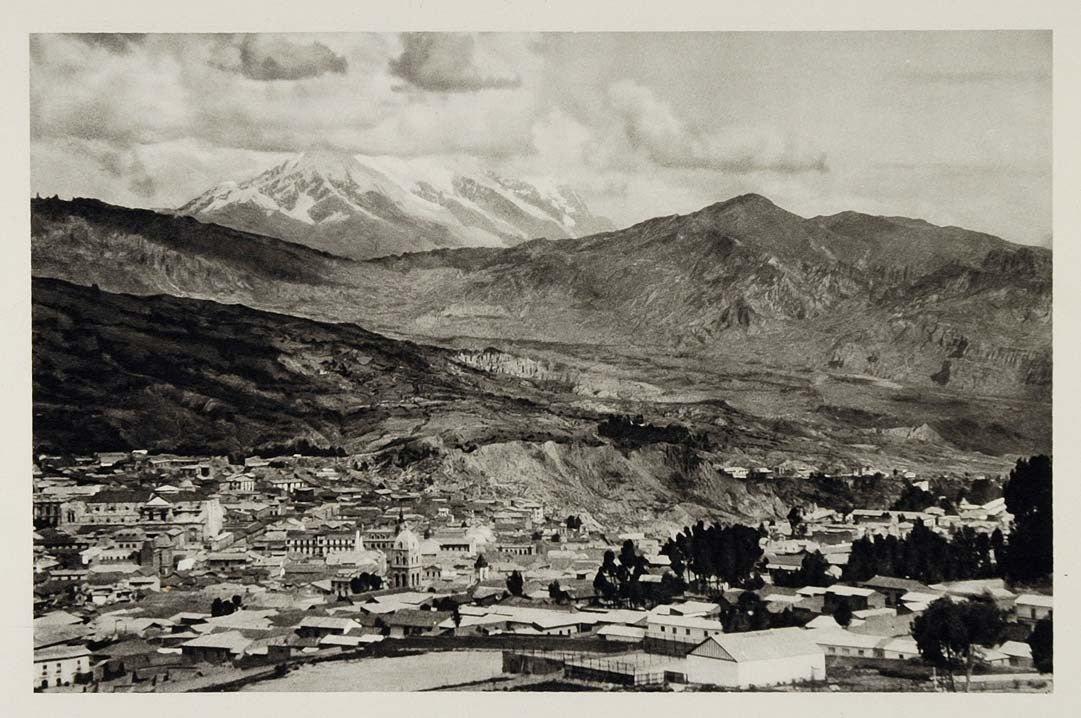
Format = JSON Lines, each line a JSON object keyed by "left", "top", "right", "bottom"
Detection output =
{"left": 29, "top": 189, "right": 1050, "bottom": 524}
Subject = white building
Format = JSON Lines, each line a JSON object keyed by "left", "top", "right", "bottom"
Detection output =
{"left": 1014, "top": 593, "right": 1053, "bottom": 624}
{"left": 34, "top": 645, "right": 91, "bottom": 689}
{"left": 685, "top": 627, "right": 825, "bottom": 688}
{"left": 646, "top": 613, "right": 725, "bottom": 645}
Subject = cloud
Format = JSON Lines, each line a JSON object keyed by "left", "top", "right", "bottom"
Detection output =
{"left": 389, "top": 33, "right": 520, "bottom": 92}
{"left": 68, "top": 34, "right": 146, "bottom": 53}
{"left": 225, "top": 35, "right": 348, "bottom": 81}
{"left": 607, "top": 80, "right": 827, "bottom": 174}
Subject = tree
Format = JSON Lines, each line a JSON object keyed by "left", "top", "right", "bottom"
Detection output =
{"left": 891, "top": 483, "right": 937, "bottom": 512}
{"left": 618, "top": 539, "right": 638, "bottom": 576}
{"left": 231, "top": 594, "right": 243, "bottom": 608}
{"left": 593, "top": 568, "right": 617, "bottom": 604}
{"left": 548, "top": 580, "right": 568, "bottom": 604}
{"left": 723, "top": 591, "right": 771, "bottom": 633}
{"left": 787, "top": 506, "right": 803, "bottom": 535}
{"left": 797, "top": 551, "right": 833, "bottom": 587}
{"left": 1002, "top": 455, "right": 1052, "bottom": 583}
{"left": 506, "top": 570, "right": 525, "bottom": 597}
{"left": 832, "top": 597, "right": 853, "bottom": 627}
{"left": 1028, "top": 617, "right": 1052, "bottom": 674}
{"left": 912, "top": 596, "right": 1006, "bottom": 691}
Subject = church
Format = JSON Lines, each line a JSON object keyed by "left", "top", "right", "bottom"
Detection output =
{"left": 388, "top": 519, "right": 422, "bottom": 589}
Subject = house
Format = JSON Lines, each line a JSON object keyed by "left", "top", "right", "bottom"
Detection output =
{"left": 822, "top": 585, "right": 886, "bottom": 614}
{"left": 645, "top": 613, "right": 725, "bottom": 646}
{"left": 34, "top": 644, "right": 92, "bottom": 689}
{"left": 806, "top": 626, "right": 884, "bottom": 659}
{"left": 1014, "top": 593, "right": 1052, "bottom": 624}
{"left": 933, "top": 579, "right": 1017, "bottom": 610}
{"left": 381, "top": 609, "right": 451, "bottom": 638}
{"left": 859, "top": 576, "right": 932, "bottom": 608}
{"left": 225, "top": 475, "right": 256, "bottom": 493}
{"left": 875, "top": 636, "right": 921, "bottom": 660}
{"left": 998, "top": 640, "right": 1033, "bottom": 668}
{"left": 205, "top": 551, "right": 252, "bottom": 570}
{"left": 296, "top": 616, "right": 362, "bottom": 638}
{"left": 684, "top": 627, "right": 825, "bottom": 688}
{"left": 179, "top": 630, "right": 253, "bottom": 663}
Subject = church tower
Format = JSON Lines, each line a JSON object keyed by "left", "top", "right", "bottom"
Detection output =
{"left": 389, "top": 519, "right": 422, "bottom": 589}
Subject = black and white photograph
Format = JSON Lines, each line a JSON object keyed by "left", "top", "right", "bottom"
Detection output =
{"left": 6, "top": 1, "right": 1077, "bottom": 704}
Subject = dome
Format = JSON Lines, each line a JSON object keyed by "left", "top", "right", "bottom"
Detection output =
{"left": 393, "top": 526, "right": 420, "bottom": 552}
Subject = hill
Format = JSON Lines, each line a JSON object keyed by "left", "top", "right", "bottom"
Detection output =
{"left": 33, "top": 277, "right": 1029, "bottom": 528}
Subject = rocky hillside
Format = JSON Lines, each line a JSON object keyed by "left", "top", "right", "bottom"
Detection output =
{"left": 32, "top": 194, "right": 1051, "bottom": 402}
{"left": 374, "top": 194, "right": 1051, "bottom": 400}
{"left": 176, "top": 151, "right": 614, "bottom": 260}
{"left": 32, "top": 278, "right": 1029, "bottom": 525}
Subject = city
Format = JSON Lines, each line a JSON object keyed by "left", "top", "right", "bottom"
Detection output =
{"left": 32, "top": 450, "right": 1052, "bottom": 692}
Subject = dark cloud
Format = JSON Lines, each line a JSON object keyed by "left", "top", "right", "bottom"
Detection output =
{"left": 389, "top": 33, "right": 520, "bottom": 92}
{"left": 69, "top": 34, "right": 147, "bottom": 53}
{"left": 235, "top": 36, "right": 347, "bottom": 81}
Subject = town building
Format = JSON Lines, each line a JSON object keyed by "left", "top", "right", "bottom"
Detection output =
{"left": 684, "top": 627, "right": 825, "bottom": 688}
{"left": 389, "top": 522, "right": 423, "bottom": 589}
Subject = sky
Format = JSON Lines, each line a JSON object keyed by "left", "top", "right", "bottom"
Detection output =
{"left": 29, "top": 31, "right": 1052, "bottom": 246}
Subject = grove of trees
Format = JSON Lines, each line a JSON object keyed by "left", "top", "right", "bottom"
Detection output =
{"left": 658, "top": 520, "right": 764, "bottom": 591}
{"left": 842, "top": 455, "right": 1052, "bottom": 587}
{"left": 842, "top": 521, "right": 1000, "bottom": 585}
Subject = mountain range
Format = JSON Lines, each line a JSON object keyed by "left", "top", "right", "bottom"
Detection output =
{"left": 176, "top": 151, "right": 615, "bottom": 260}
{"left": 30, "top": 190, "right": 1051, "bottom": 522}
{"left": 32, "top": 192, "right": 1051, "bottom": 401}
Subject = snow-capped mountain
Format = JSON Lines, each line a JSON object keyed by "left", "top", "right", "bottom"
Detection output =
{"left": 177, "top": 150, "right": 615, "bottom": 260}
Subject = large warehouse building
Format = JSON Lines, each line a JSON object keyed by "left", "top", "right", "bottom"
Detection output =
{"left": 684, "top": 627, "right": 826, "bottom": 688}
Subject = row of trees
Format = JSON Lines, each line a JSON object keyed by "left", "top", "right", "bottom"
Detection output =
{"left": 209, "top": 594, "right": 243, "bottom": 616}
{"left": 659, "top": 520, "right": 764, "bottom": 590}
{"left": 842, "top": 522, "right": 1002, "bottom": 585}
{"left": 840, "top": 455, "right": 1051, "bottom": 585}
{"left": 348, "top": 572, "right": 383, "bottom": 594}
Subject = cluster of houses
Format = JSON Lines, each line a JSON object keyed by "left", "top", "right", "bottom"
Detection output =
{"left": 760, "top": 496, "right": 1015, "bottom": 584}
{"left": 31, "top": 450, "right": 1047, "bottom": 692}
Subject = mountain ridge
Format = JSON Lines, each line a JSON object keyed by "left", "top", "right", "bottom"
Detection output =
{"left": 31, "top": 192, "right": 1051, "bottom": 403}
{"left": 176, "top": 151, "right": 616, "bottom": 260}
